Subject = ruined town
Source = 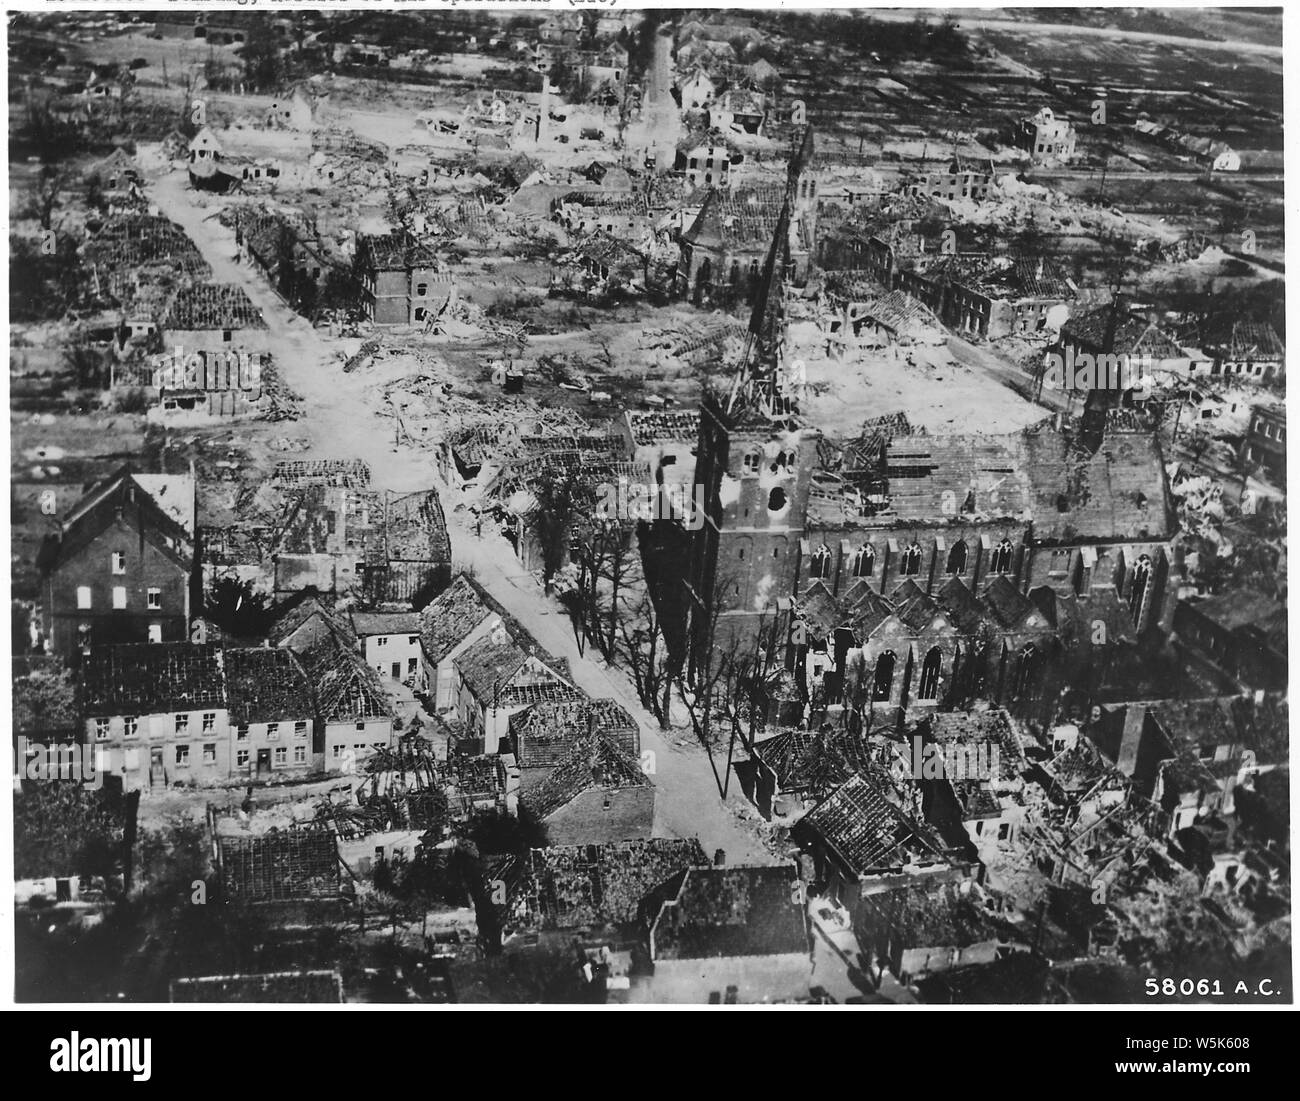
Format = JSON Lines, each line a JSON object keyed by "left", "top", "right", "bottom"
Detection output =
{"left": 8, "top": 6, "right": 1290, "bottom": 1009}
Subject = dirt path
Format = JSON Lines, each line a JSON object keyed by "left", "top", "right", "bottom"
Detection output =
{"left": 149, "top": 168, "right": 773, "bottom": 864}
{"left": 148, "top": 169, "right": 434, "bottom": 492}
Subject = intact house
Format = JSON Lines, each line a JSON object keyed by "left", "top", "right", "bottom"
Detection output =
{"left": 1014, "top": 107, "right": 1077, "bottom": 163}
{"left": 632, "top": 865, "right": 811, "bottom": 1004}
{"left": 519, "top": 734, "right": 655, "bottom": 846}
{"left": 38, "top": 466, "right": 196, "bottom": 660}
{"left": 351, "top": 610, "right": 427, "bottom": 690}
{"left": 355, "top": 231, "right": 454, "bottom": 325}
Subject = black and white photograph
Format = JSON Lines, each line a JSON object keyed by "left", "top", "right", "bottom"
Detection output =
{"left": 5, "top": 0, "right": 1292, "bottom": 1034}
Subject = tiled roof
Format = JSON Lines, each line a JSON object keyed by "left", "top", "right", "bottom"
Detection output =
{"left": 297, "top": 633, "right": 390, "bottom": 722}
{"left": 349, "top": 611, "right": 422, "bottom": 637}
{"left": 522, "top": 735, "right": 651, "bottom": 821}
{"left": 522, "top": 838, "right": 709, "bottom": 929}
{"left": 224, "top": 648, "right": 314, "bottom": 724}
{"left": 860, "top": 881, "right": 998, "bottom": 948}
{"left": 165, "top": 283, "right": 266, "bottom": 331}
{"left": 1061, "top": 299, "right": 1184, "bottom": 359}
{"left": 83, "top": 643, "right": 225, "bottom": 716}
{"left": 651, "top": 865, "right": 808, "bottom": 960}
{"left": 802, "top": 772, "right": 946, "bottom": 876}
{"left": 511, "top": 697, "right": 639, "bottom": 769}
{"left": 455, "top": 632, "right": 536, "bottom": 702}
{"left": 926, "top": 708, "right": 1026, "bottom": 783}
{"left": 268, "top": 595, "right": 358, "bottom": 650}
{"left": 418, "top": 573, "right": 525, "bottom": 665}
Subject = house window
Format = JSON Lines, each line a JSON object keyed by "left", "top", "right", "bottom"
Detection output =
{"left": 851, "top": 545, "right": 875, "bottom": 578}
{"left": 236, "top": 749, "right": 249, "bottom": 767}
{"left": 332, "top": 745, "right": 345, "bottom": 759}
{"left": 236, "top": 725, "right": 249, "bottom": 741}
{"left": 742, "top": 450, "right": 761, "bottom": 475}
{"left": 222, "top": 330, "right": 232, "bottom": 343}
{"left": 414, "top": 307, "right": 426, "bottom": 321}
{"left": 111, "top": 551, "right": 126, "bottom": 574}
{"left": 997, "top": 822, "right": 1011, "bottom": 841}
{"left": 408, "top": 658, "right": 418, "bottom": 677}
{"left": 274, "top": 747, "right": 287, "bottom": 767}
{"left": 416, "top": 282, "right": 428, "bottom": 296}
{"left": 294, "top": 745, "right": 306, "bottom": 764}
{"left": 356, "top": 722, "right": 366, "bottom": 731}
{"left": 147, "top": 588, "right": 161, "bottom": 610}
{"left": 112, "top": 586, "right": 126, "bottom": 610}
{"left": 376, "top": 636, "right": 388, "bottom": 647}
{"left": 408, "top": 635, "right": 419, "bottom": 646}
{"left": 202, "top": 712, "right": 216, "bottom": 732}
{"left": 148, "top": 623, "right": 162, "bottom": 643}
{"left": 175, "top": 744, "right": 190, "bottom": 767}
{"left": 945, "top": 540, "right": 968, "bottom": 576}
{"left": 175, "top": 713, "right": 189, "bottom": 734}
{"left": 202, "top": 743, "right": 217, "bottom": 765}
{"left": 123, "top": 716, "right": 138, "bottom": 737}
{"left": 1049, "top": 549, "right": 1072, "bottom": 576}
{"left": 267, "top": 722, "right": 280, "bottom": 740}
{"left": 294, "top": 721, "right": 308, "bottom": 738}
{"left": 900, "top": 544, "right": 923, "bottom": 576}
{"left": 94, "top": 719, "right": 110, "bottom": 741}
{"left": 77, "top": 586, "right": 92, "bottom": 610}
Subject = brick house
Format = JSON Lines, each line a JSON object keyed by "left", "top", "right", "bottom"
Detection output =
{"left": 520, "top": 735, "right": 654, "bottom": 846}
{"left": 355, "top": 232, "right": 451, "bottom": 325}
{"left": 39, "top": 467, "right": 196, "bottom": 660}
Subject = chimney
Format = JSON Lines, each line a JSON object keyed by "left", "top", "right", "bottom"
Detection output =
{"left": 713, "top": 848, "right": 726, "bottom": 867}
{"left": 1116, "top": 703, "right": 1146, "bottom": 777}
